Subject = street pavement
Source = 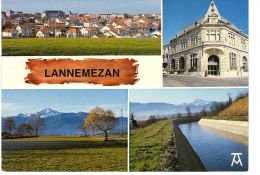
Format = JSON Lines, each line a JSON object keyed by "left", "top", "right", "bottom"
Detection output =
{"left": 163, "top": 74, "right": 248, "bottom": 87}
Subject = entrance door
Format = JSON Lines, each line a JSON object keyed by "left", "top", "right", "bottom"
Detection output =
{"left": 208, "top": 65, "right": 217, "bottom": 75}
{"left": 208, "top": 55, "right": 219, "bottom": 76}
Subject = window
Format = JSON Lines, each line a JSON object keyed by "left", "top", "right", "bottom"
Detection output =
{"left": 190, "top": 32, "right": 199, "bottom": 47}
{"left": 207, "top": 30, "right": 220, "bottom": 41}
{"left": 190, "top": 53, "right": 198, "bottom": 68}
{"left": 241, "top": 38, "right": 246, "bottom": 50}
{"left": 228, "top": 32, "right": 236, "bottom": 46}
{"left": 191, "top": 35, "right": 194, "bottom": 46}
{"left": 229, "top": 53, "right": 237, "bottom": 70}
{"left": 181, "top": 39, "right": 187, "bottom": 50}
{"left": 195, "top": 32, "right": 199, "bottom": 44}
{"left": 242, "top": 57, "right": 248, "bottom": 69}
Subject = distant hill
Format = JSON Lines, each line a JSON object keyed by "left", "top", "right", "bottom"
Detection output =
{"left": 130, "top": 99, "right": 218, "bottom": 120}
{"left": 2, "top": 108, "right": 128, "bottom": 135}
{"left": 215, "top": 96, "right": 248, "bottom": 121}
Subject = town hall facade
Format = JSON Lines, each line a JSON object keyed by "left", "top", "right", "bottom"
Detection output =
{"left": 163, "top": 0, "right": 248, "bottom": 77}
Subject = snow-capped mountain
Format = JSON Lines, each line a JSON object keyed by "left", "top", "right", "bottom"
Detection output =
{"left": 2, "top": 108, "right": 127, "bottom": 135}
{"left": 130, "top": 99, "right": 219, "bottom": 120}
{"left": 37, "top": 108, "right": 61, "bottom": 118}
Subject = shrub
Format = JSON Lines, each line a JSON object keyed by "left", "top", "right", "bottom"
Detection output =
{"left": 188, "top": 66, "right": 197, "bottom": 72}
{"left": 169, "top": 70, "right": 175, "bottom": 74}
{"left": 177, "top": 69, "right": 185, "bottom": 74}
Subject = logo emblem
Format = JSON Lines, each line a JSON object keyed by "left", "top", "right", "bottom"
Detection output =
{"left": 231, "top": 153, "right": 243, "bottom": 166}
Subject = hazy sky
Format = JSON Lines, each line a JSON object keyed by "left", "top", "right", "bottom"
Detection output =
{"left": 163, "top": 0, "right": 248, "bottom": 44}
{"left": 2, "top": 0, "right": 161, "bottom": 14}
{"left": 2, "top": 89, "right": 128, "bottom": 117}
{"left": 130, "top": 88, "right": 248, "bottom": 104}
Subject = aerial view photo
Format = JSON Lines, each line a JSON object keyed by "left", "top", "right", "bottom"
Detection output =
{"left": 1, "top": 89, "right": 128, "bottom": 171}
{"left": 130, "top": 88, "right": 248, "bottom": 171}
{"left": 1, "top": 0, "right": 161, "bottom": 56}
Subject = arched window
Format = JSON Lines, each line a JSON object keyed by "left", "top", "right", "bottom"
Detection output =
{"left": 229, "top": 53, "right": 237, "bottom": 70}
{"left": 242, "top": 56, "right": 248, "bottom": 69}
{"left": 179, "top": 57, "right": 185, "bottom": 69}
{"left": 171, "top": 59, "right": 176, "bottom": 70}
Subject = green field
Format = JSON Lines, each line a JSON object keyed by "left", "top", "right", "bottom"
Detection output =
{"left": 2, "top": 38, "right": 161, "bottom": 56}
{"left": 130, "top": 120, "right": 173, "bottom": 171}
{"left": 2, "top": 136, "right": 127, "bottom": 171}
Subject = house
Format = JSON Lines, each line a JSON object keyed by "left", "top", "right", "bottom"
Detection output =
{"left": 116, "top": 28, "right": 126, "bottom": 36}
{"left": 138, "top": 18, "right": 149, "bottom": 23}
{"left": 16, "top": 25, "right": 32, "bottom": 37}
{"left": 35, "top": 19, "right": 43, "bottom": 24}
{"left": 55, "top": 17, "right": 66, "bottom": 23}
{"left": 2, "top": 28, "right": 18, "bottom": 38}
{"left": 83, "top": 20, "right": 93, "bottom": 27}
{"left": 151, "top": 30, "right": 161, "bottom": 38}
{"left": 109, "top": 31, "right": 120, "bottom": 38}
{"left": 103, "top": 32, "right": 113, "bottom": 38}
{"left": 66, "top": 28, "right": 82, "bottom": 38}
{"left": 80, "top": 27, "right": 98, "bottom": 37}
{"left": 49, "top": 23, "right": 66, "bottom": 37}
{"left": 135, "top": 30, "right": 151, "bottom": 38}
{"left": 8, "top": 20, "right": 19, "bottom": 25}
{"left": 92, "top": 23, "right": 104, "bottom": 29}
{"left": 100, "top": 26, "right": 113, "bottom": 33}
{"left": 163, "top": 0, "right": 248, "bottom": 77}
{"left": 36, "top": 30, "right": 50, "bottom": 38}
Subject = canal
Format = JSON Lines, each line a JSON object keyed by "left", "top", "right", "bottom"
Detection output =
{"left": 179, "top": 122, "right": 248, "bottom": 171}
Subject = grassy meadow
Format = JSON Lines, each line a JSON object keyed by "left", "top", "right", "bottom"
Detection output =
{"left": 205, "top": 96, "right": 248, "bottom": 121}
{"left": 2, "top": 135, "right": 127, "bottom": 171}
{"left": 130, "top": 119, "right": 173, "bottom": 171}
{"left": 2, "top": 38, "right": 161, "bottom": 56}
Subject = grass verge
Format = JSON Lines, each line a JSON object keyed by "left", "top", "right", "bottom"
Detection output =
{"left": 130, "top": 119, "right": 177, "bottom": 171}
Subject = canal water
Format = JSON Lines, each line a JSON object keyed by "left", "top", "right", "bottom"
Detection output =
{"left": 179, "top": 122, "right": 248, "bottom": 171}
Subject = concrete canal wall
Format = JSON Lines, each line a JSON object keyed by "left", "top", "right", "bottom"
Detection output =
{"left": 172, "top": 118, "right": 206, "bottom": 171}
{"left": 198, "top": 119, "right": 248, "bottom": 137}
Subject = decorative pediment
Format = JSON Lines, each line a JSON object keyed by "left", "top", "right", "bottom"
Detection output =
{"left": 203, "top": 0, "right": 221, "bottom": 22}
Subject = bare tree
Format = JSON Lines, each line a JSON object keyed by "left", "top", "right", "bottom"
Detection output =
{"left": 77, "top": 122, "right": 87, "bottom": 136}
{"left": 186, "top": 106, "right": 192, "bottom": 117}
{"left": 17, "top": 123, "right": 27, "bottom": 135}
{"left": 200, "top": 107, "right": 207, "bottom": 117}
{"left": 29, "top": 114, "right": 46, "bottom": 136}
{"left": 4, "top": 117, "right": 16, "bottom": 134}
{"left": 85, "top": 106, "right": 118, "bottom": 141}
{"left": 25, "top": 121, "right": 33, "bottom": 135}
{"left": 227, "top": 93, "right": 233, "bottom": 106}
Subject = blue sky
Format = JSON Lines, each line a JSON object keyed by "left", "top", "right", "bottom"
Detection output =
{"left": 163, "top": 0, "right": 248, "bottom": 45}
{"left": 2, "top": 89, "right": 128, "bottom": 117}
{"left": 2, "top": 0, "right": 161, "bottom": 14}
{"left": 130, "top": 88, "right": 248, "bottom": 104}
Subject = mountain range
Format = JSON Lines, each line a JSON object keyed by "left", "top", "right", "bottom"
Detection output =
{"left": 130, "top": 99, "right": 219, "bottom": 120}
{"left": 2, "top": 108, "right": 127, "bottom": 135}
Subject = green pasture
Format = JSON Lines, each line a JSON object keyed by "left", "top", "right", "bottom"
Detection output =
{"left": 2, "top": 38, "right": 161, "bottom": 56}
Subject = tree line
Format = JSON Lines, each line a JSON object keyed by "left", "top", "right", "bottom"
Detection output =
{"left": 3, "top": 114, "right": 46, "bottom": 139}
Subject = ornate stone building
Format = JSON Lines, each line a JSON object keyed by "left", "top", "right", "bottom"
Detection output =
{"left": 163, "top": 0, "right": 248, "bottom": 76}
